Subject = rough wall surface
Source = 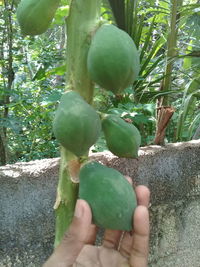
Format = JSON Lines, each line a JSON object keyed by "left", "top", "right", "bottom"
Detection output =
{"left": 0, "top": 140, "right": 200, "bottom": 266}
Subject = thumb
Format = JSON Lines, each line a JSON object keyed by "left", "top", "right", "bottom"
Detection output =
{"left": 44, "top": 199, "right": 92, "bottom": 267}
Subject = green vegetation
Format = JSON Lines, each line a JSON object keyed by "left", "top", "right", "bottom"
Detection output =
{"left": 1, "top": 0, "right": 199, "bottom": 165}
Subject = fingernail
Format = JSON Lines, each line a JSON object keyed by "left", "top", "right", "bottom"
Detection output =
{"left": 74, "top": 199, "right": 84, "bottom": 218}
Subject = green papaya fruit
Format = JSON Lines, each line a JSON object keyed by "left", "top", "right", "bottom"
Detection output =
{"left": 16, "top": 0, "right": 60, "bottom": 36}
{"left": 102, "top": 114, "right": 141, "bottom": 158}
{"left": 87, "top": 24, "right": 140, "bottom": 94}
{"left": 52, "top": 91, "right": 101, "bottom": 157}
{"left": 79, "top": 161, "right": 137, "bottom": 231}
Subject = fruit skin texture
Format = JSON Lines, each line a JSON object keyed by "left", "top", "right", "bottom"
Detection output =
{"left": 52, "top": 91, "right": 101, "bottom": 157}
{"left": 16, "top": 0, "right": 60, "bottom": 36}
{"left": 79, "top": 161, "right": 137, "bottom": 231}
{"left": 102, "top": 115, "right": 141, "bottom": 158}
{"left": 87, "top": 24, "right": 140, "bottom": 94}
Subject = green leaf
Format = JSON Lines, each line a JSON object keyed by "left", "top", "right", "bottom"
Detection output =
{"left": 176, "top": 92, "right": 198, "bottom": 141}
{"left": 40, "top": 92, "right": 62, "bottom": 106}
{"left": 32, "top": 65, "right": 46, "bottom": 81}
{"left": 135, "top": 89, "right": 183, "bottom": 103}
{"left": 183, "top": 40, "right": 193, "bottom": 69}
{"left": 139, "top": 16, "right": 156, "bottom": 62}
{"left": 46, "top": 64, "right": 66, "bottom": 76}
{"left": 183, "top": 78, "right": 200, "bottom": 98}
{"left": 107, "top": 0, "right": 126, "bottom": 31}
{"left": 188, "top": 113, "right": 200, "bottom": 139}
{"left": 140, "top": 37, "right": 165, "bottom": 75}
{"left": 135, "top": 55, "right": 164, "bottom": 93}
{"left": 53, "top": 5, "right": 70, "bottom": 26}
{"left": 134, "top": 14, "right": 145, "bottom": 48}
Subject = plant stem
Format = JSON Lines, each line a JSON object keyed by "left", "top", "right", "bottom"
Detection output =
{"left": 54, "top": 0, "right": 102, "bottom": 247}
{"left": 162, "top": 0, "right": 183, "bottom": 105}
{"left": 66, "top": 0, "right": 102, "bottom": 103}
{"left": 54, "top": 148, "right": 79, "bottom": 247}
{"left": 154, "top": 0, "right": 182, "bottom": 145}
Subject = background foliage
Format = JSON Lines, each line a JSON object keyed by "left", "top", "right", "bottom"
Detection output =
{"left": 0, "top": 0, "right": 199, "bottom": 165}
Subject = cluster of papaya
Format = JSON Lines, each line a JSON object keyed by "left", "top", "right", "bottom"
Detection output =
{"left": 52, "top": 93, "right": 139, "bottom": 230}
{"left": 86, "top": 23, "right": 141, "bottom": 154}
{"left": 51, "top": 24, "right": 141, "bottom": 230}
{"left": 51, "top": 24, "right": 141, "bottom": 158}
{"left": 86, "top": 23, "right": 142, "bottom": 158}
{"left": 80, "top": 24, "right": 141, "bottom": 230}
{"left": 16, "top": 0, "right": 141, "bottom": 230}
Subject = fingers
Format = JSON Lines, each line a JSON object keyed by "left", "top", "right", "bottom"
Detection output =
{"left": 119, "top": 185, "right": 150, "bottom": 262}
{"left": 103, "top": 183, "right": 150, "bottom": 252}
{"left": 130, "top": 205, "right": 149, "bottom": 267}
{"left": 135, "top": 185, "right": 150, "bottom": 208}
{"left": 125, "top": 175, "right": 133, "bottom": 185}
{"left": 85, "top": 223, "right": 98, "bottom": 245}
{"left": 125, "top": 178, "right": 150, "bottom": 208}
{"left": 43, "top": 199, "right": 94, "bottom": 267}
{"left": 102, "top": 229, "right": 123, "bottom": 249}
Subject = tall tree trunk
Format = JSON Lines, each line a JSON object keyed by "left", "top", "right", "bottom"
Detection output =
{"left": 0, "top": 133, "right": 6, "bottom": 165}
{"left": 0, "top": 0, "right": 15, "bottom": 165}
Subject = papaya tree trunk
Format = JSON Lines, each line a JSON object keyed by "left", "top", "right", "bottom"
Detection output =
{"left": 54, "top": 0, "right": 101, "bottom": 247}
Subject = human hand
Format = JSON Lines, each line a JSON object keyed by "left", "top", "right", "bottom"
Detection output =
{"left": 44, "top": 185, "right": 150, "bottom": 267}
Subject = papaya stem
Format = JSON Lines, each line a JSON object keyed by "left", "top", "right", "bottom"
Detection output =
{"left": 54, "top": 148, "right": 79, "bottom": 248}
{"left": 54, "top": 0, "right": 102, "bottom": 247}
{"left": 66, "top": 0, "right": 102, "bottom": 103}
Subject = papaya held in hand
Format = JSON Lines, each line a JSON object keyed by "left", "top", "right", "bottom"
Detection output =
{"left": 87, "top": 24, "right": 140, "bottom": 94}
{"left": 102, "top": 114, "right": 141, "bottom": 158}
{"left": 52, "top": 91, "right": 101, "bottom": 157}
{"left": 17, "top": 0, "right": 61, "bottom": 36}
{"left": 79, "top": 161, "right": 137, "bottom": 231}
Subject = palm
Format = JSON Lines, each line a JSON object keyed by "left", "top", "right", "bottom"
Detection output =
{"left": 75, "top": 245, "right": 130, "bottom": 266}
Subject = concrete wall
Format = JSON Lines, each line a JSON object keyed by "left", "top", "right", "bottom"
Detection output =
{"left": 0, "top": 140, "right": 200, "bottom": 266}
